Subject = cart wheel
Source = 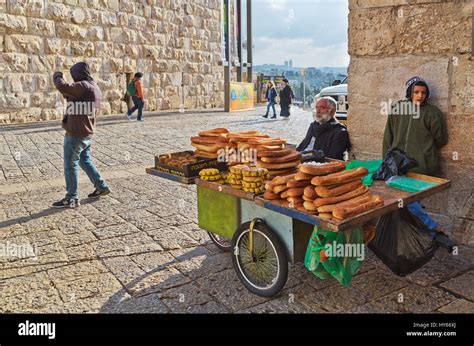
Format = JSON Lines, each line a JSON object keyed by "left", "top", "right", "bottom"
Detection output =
{"left": 207, "top": 232, "right": 232, "bottom": 252}
{"left": 231, "top": 221, "right": 288, "bottom": 297}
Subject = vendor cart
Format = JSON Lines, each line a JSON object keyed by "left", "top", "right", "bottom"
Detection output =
{"left": 147, "top": 167, "right": 450, "bottom": 297}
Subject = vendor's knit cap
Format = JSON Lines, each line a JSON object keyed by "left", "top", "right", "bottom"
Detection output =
{"left": 405, "top": 76, "right": 430, "bottom": 100}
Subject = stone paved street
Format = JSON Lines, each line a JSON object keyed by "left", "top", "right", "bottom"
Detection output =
{"left": 1, "top": 107, "right": 473, "bottom": 313}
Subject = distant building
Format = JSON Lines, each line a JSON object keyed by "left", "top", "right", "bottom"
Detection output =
{"left": 284, "top": 61, "right": 288, "bottom": 67}
{"left": 289, "top": 59, "right": 293, "bottom": 68}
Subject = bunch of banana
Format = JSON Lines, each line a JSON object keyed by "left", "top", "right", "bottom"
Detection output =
{"left": 199, "top": 168, "right": 224, "bottom": 184}
{"left": 241, "top": 167, "right": 267, "bottom": 194}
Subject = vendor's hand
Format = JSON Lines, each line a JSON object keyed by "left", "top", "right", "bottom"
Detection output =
{"left": 53, "top": 71, "right": 63, "bottom": 80}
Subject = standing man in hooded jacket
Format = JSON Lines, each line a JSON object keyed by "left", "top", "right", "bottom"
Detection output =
{"left": 52, "top": 61, "right": 110, "bottom": 208}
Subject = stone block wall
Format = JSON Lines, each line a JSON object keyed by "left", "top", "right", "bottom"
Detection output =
{"left": 0, "top": 0, "right": 225, "bottom": 123}
{"left": 348, "top": 0, "right": 473, "bottom": 244}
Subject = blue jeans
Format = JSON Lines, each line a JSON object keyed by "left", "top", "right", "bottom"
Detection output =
{"left": 64, "top": 135, "right": 108, "bottom": 200}
{"left": 265, "top": 100, "right": 276, "bottom": 116}
{"left": 407, "top": 201, "right": 438, "bottom": 231}
{"left": 128, "top": 96, "right": 144, "bottom": 120}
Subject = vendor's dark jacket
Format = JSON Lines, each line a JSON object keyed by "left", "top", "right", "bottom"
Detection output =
{"left": 279, "top": 85, "right": 293, "bottom": 107}
{"left": 53, "top": 62, "right": 101, "bottom": 138}
{"left": 382, "top": 100, "right": 448, "bottom": 176}
{"left": 297, "top": 118, "right": 351, "bottom": 160}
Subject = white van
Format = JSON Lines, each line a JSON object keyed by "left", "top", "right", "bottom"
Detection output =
{"left": 314, "top": 76, "right": 348, "bottom": 124}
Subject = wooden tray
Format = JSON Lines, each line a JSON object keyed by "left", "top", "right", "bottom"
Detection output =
{"left": 146, "top": 167, "right": 196, "bottom": 184}
{"left": 255, "top": 172, "right": 450, "bottom": 232}
{"left": 195, "top": 179, "right": 263, "bottom": 201}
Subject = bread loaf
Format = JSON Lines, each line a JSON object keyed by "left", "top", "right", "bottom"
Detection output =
{"left": 263, "top": 191, "right": 281, "bottom": 200}
{"left": 257, "top": 159, "right": 300, "bottom": 170}
{"left": 286, "top": 187, "right": 305, "bottom": 197}
{"left": 299, "top": 161, "right": 346, "bottom": 176}
{"left": 316, "top": 191, "right": 373, "bottom": 213}
{"left": 311, "top": 167, "right": 369, "bottom": 186}
{"left": 333, "top": 195, "right": 384, "bottom": 220}
{"left": 261, "top": 152, "right": 302, "bottom": 163}
{"left": 303, "top": 185, "right": 318, "bottom": 200}
{"left": 287, "top": 179, "right": 312, "bottom": 188}
{"left": 295, "top": 171, "right": 315, "bottom": 181}
{"left": 313, "top": 185, "right": 369, "bottom": 208}
{"left": 315, "top": 180, "right": 363, "bottom": 198}
{"left": 271, "top": 174, "right": 296, "bottom": 185}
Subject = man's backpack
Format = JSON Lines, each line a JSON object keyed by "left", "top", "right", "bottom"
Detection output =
{"left": 126, "top": 80, "right": 136, "bottom": 96}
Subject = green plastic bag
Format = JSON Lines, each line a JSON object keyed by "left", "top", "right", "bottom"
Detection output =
{"left": 386, "top": 176, "right": 437, "bottom": 193}
{"left": 304, "top": 227, "right": 365, "bottom": 287}
{"left": 345, "top": 159, "right": 383, "bottom": 187}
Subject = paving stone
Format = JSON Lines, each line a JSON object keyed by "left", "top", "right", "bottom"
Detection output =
{"left": 127, "top": 267, "right": 192, "bottom": 297}
{"left": 116, "top": 209, "right": 155, "bottom": 222}
{"left": 91, "top": 232, "right": 162, "bottom": 258}
{"left": 437, "top": 299, "right": 474, "bottom": 313}
{"left": 53, "top": 272, "right": 123, "bottom": 302}
{"left": 439, "top": 271, "right": 474, "bottom": 301}
{"left": 64, "top": 244, "right": 98, "bottom": 262}
{"left": 159, "top": 282, "right": 226, "bottom": 313}
{"left": 129, "top": 215, "right": 168, "bottom": 232}
{"left": 0, "top": 272, "right": 52, "bottom": 298}
{"left": 238, "top": 296, "right": 313, "bottom": 314}
{"left": 171, "top": 248, "right": 233, "bottom": 280}
{"left": 57, "top": 231, "right": 98, "bottom": 248}
{"left": 47, "top": 260, "right": 109, "bottom": 281}
{"left": 101, "top": 293, "right": 170, "bottom": 313}
{"left": 130, "top": 251, "right": 176, "bottom": 273}
{"left": 405, "top": 254, "right": 474, "bottom": 287}
{"left": 103, "top": 256, "right": 147, "bottom": 286}
{"left": 195, "top": 269, "right": 272, "bottom": 312}
{"left": 296, "top": 281, "right": 370, "bottom": 312}
{"left": 92, "top": 222, "right": 140, "bottom": 240}
{"left": 1, "top": 288, "right": 64, "bottom": 313}
{"left": 145, "top": 226, "right": 198, "bottom": 250}
{"left": 368, "top": 284, "right": 457, "bottom": 313}
{"left": 350, "top": 269, "right": 410, "bottom": 301}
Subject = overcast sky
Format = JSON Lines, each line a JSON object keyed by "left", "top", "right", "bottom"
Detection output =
{"left": 251, "top": 0, "right": 349, "bottom": 68}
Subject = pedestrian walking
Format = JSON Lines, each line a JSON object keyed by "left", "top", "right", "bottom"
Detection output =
{"left": 52, "top": 62, "right": 110, "bottom": 208}
{"left": 279, "top": 79, "right": 294, "bottom": 119}
{"left": 126, "top": 72, "right": 145, "bottom": 121}
{"left": 262, "top": 80, "right": 277, "bottom": 119}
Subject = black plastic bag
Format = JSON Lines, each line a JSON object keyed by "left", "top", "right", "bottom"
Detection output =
{"left": 373, "top": 148, "right": 418, "bottom": 181}
{"left": 301, "top": 149, "right": 325, "bottom": 163}
{"left": 368, "top": 208, "right": 439, "bottom": 276}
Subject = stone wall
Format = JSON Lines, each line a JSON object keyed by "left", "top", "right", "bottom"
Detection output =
{"left": 0, "top": 0, "right": 225, "bottom": 123}
{"left": 348, "top": 0, "right": 474, "bottom": 244}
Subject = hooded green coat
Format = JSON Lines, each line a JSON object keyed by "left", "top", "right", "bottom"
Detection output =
{"left": 382, "top": 100, "right": 448, "bottom": 176}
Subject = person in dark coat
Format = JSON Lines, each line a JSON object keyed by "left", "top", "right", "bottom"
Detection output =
{"left": 296, "top": 97, "right": 351, "bottom": 160}
{"left": 52, "top": 62, "right": 110, "bottom": 208}
{"left": 262, "top": 80, "right": 277, "bottom": 119}
{"left": 279, "top": 78, "right": 294, "bottom": 118}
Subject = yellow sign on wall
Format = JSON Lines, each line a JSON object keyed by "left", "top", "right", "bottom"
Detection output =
{"left": 229, "top": 82, "right": 254, "bottom": 112}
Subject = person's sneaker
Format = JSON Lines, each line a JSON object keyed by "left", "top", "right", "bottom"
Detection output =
{"left": 270, "top": 115, "right": 276, "bottom": 119}
{"left": 52, "top": 198, "right": 80, "bottom": 208}
{"left": 126, "top": 113, "right": 131, "bottom": 121}
{"left": 262, "top": 114, "right": 268, "bottom": 118}
{"left": 87, "top": 187, "right": 111, "bottom": 198}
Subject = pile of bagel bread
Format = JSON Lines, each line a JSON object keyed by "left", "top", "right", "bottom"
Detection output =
{"left": 263, "top": 161, "right": 384, "bottom": 220}
{"left": 190, "top": 128, "right": 302, "bottom": 171}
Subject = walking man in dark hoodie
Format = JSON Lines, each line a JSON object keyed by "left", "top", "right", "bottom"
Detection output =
{"left": 296, "top": 97, "right": 351, "bottom": 160}
{"left": 52, "top": 62, "right": 110, "bottom": 208}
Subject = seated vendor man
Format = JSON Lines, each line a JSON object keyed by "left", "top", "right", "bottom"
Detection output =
{"left": 296, "top": 97, "right": 351, "bottom": 160}
{"left": 382, "top": 76, "right": 454, "bottom": 250}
